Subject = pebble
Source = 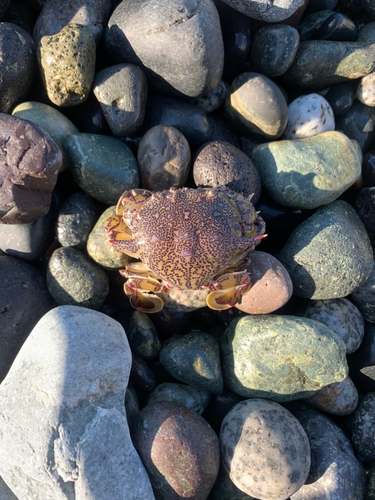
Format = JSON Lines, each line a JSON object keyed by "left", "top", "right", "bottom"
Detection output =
{"left": 193, "top": 79, "right": 229, "bottom": 114}
{"left": 296, "top": 297, "right": 365, "bottom": 353}
{"left": 37, "top": 24, "right": 96, "bottom": 107}
{"left": 347, "top": 322, "right": 375, "bottom": 393}
{"left": 220, "top": 398, "right": 311, "bottom": 500}
{"left": 208, "top": 464, "right": 258, "bottom": 500}
{"left": 0, "top": 113, "right": 62, "bottom": 224}
{"left": 355, "top": 187, "right": 375, "bottom": 249}
{"left": 105, "top": 0, "right": 224, "bottom": 98}
{"left": 220, "top": 0, "right": 305, "bottom": 22}
{"left": 283, "top": 93, "right": 335, "bottom": 140}
{"left": 202, "top": 388, "right": 243, "bottom": 435}
{"left": 297, "top": 9, "right": 357, "bottom": 41}
{"left": 0, "top": 477, "right": 17, "bottom": 500}
{"left": 335, "top": 100, "right": 375, "bottom": 151}
{"left": 235, "top": 250, "right": 293, "bottom": 315}
{"left": 206, "top": 113, "right": 242, "bottom": 149}
{"left": 325, "top": 81, "right": 355, "bottom": 116}
{"left": 46, "top": 246, "right": 109, "bottom": 309}
{"left": 93, "top": 63, "right": 148, "bottom": 137}
{"left": 252, "top": 131, "right": 361, "bottom": 209}
{"left": 160, "top": 331, "right": 223, "bottom": 394}
{"left": 278, "top": 200, "right": 373, "bottom": 299}
{"left": 123, "top": 310, "right": 161, "bottom": 361}
{"left": 220, "top": 314, "right": 348, "bottom": 402}
{"left": 146, "top": 382, "right": 211, "bottom": 414}
{"left": 193, "top": 140, "right": 262, "bottom": 202}
{"left": 357, "top": 21, "right": 375, "bottom": 43}
{"left": 129, "top": 353, "right": 157, "bottom": 395}
{"left": 304, "top": 376, "right": 359, "bottom": 416}
{"left": 137, "top": 125, "right": 191, "bottom": 191}
{"left": 66, "top": 133, "right": 139, "bottom": 204}
{"left": 225, "top": 72, "right": 288, "bottom": 139}
{"left": 0, "top": 306, "right": 155, "bottom": 500}
{"left": 350, "top": 392, "right": 375, "bottom": 461}
{"left": 351, "top": 260, "right": 375, "bottom": 323}
{"left": 357, "top": 72, "right": 375, "bottom": 107}
{"left": 134, "top": 401, "right": 220, "bottom": 500}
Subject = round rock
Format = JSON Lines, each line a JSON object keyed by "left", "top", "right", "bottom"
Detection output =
{"left": 304, "top": 376, "right": 359, "bottom": 416}
{"left": 357, "top": 71, "right": 375, "bottom": 107}
{"left": 146, "top": 382, "right": 211, "bottom": 415}
{"left": 193, "top": 79, "right": 229, "bottom": 114}
{"left": 355, "top": 186, "right": 375, "bottom": 249}
{"left": 351, "top": 260, "right": 375, "bottom": 323}
{"left": 124, "top": 310, "right": 161, "bottom": 361}
{"left": 325, "top": 81, "right": 355, "bottom": 116}
{"left": 220, "top": 398, "right": 310, "bottom": 500}
{"left": 219, "top": 0, "right": 305, "bottom": 22}
{"left": 351, "top": 392, "right": 375, "bottom": 460}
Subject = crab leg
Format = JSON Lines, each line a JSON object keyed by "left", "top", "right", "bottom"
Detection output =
{"left": 123, "top": 276, "right": 168, "bottom": 313}
{"left": 120, "top": 262, "right": 161, "bottom": 281}
{"left": 206, "top": 271, "right": 252, "bottom": 311}
{"left": 129, "top": 291, "right": 164, "bottom": 313}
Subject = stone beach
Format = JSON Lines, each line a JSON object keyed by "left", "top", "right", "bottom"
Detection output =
{"left": 2, "top": 0, "right": 375, "bottom": 499}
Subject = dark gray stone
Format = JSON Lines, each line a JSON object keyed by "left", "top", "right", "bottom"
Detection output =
{"left": 105, "top": 0, "right": 224, "bottom": 98}
{"left": 297, "top": 9, "right": 357, "bottom": 42}
{"left": 335, "top": 100, "right": 375, "bottom": 151}
{"left": 146, "top": 382, "right": 211, "bottom": 414}
{"left": 208, "top": 464, "right": 258, "bottom": 500}
{"left": 124, "top": 310, "right": 161, "bottom": 361}
{"left": 193, "top": 79, "right": 229, "bottom": 113}
{"left": 325, "top": 82, "right": 355, "bottom": 116}
{"left": 0, "top": 0, "right": 10, "bottom": 19}
{"left": 357, "top": 21, "right": 375, "bottom": 43}
{"left": 351, "top": 260, "right": 375, "bottom": 323}
{"left": 220, "top": 0, "right": 305, "bottom": 22}
{"left": 351, "top": 392, "right": 375, "bottom": 460}
{"left": 347, "top": 322, "right": 375, "bottom": 393}
{"left": 0, "top": 477, "right": 18, "bottom": 500}
{"left": 355, "top": 187, "right": 375, "bottom": 248}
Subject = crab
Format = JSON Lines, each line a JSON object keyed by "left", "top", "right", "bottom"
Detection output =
{"left": 104, "top": 186, "right": 266, "bottom": 313}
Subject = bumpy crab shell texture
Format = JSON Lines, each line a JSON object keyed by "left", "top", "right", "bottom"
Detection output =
{"left": 104, "top": 186, "right": 266, "bottom": 313}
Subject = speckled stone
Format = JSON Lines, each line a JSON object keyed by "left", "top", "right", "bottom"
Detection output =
{"left": 137, "top": 125, "right": 191, "bottom": 191}
{"left": 66, "top": 133, "right": 139, "bottom": 204}
{"left": 357, "top": 72, "right": 375, "bottom": 107}
{"left": 282, "top": 40, "right": 375, "bottom": 89}
{"left": 351, "top": 260, "right": 375, "bottom": 323}
{"left": 220, "top": 398, "right": 310, "bottom": 500}
{"left": 12, "top": 101, "right": 79, "bottom": 172}
{"left": 160, "top": 332, "right": 223, "bottom": 394}
{"left": 220, "top": 0, "right": 305, "bottom": 22}
{"left": 304, "top": 376, "right": 359, "bottom": 416}
{"left": 125, "top": 310, "right": 161, "bottom": 361}
{"left": 355, "top": 187, "right": 375, "bottom": 248}
{"left": 297, "top": 9, "right": 357, "bottom": 42}
{"left": 357, "top": 21, "right": 375, "bottom": 43}
{"left": 146, "top": 382, "right": 211, "bottom": 414}
{"left": 37, "top": 24, "right": 96, "bottom": 107}
{"left": 47, "top": 246, "right": 109, "bottom": 309}
{"left": 193, "top": 79, "right": 229, "bottom": 114}
{"left": 220, "top": 314, "right": 348, "bottom": 402}
{"left": 335, "top": 100, "right": 375, "bottom": 151}
{"left": 86, "top": 206, "right": 131, "bottom": 270}
{"left": 297, "top": 298, "right": 365, "bottom": 353}
{"left": 283, "top": 93, "right": 335, "bottom": 140}
{"left": 325, "top": 81, "right": 355, "bottom": 116}
{"left": 193, "top": 140, "right": 262, "bottom": 202}
{"left": 159, "top": 288, "right": 209, "bottom": 312}
{"left": 278, "top": 200, "right": 373, "bottom": 299}
{"left": 251, "top": 25, "right": 300, "bottom": 78}
{"left": 134, "top": 402, "right": 220, "bottom": 500}
{"left": 350, "top": 392, "right": 375, "bottom": 460}
{"left": 93, "top": 63, "right": 148, "bottom": 137}
{"left": 235, "top": 251, "right": 293, "bottom": 315}
{"left": 252, "top": 131, "right": 361, "bottom": 210}
{"left": 225, "top": 72, "right": 288, "bottom": 139}
{"left": 290, "top": 405, "right": 366, "bottom": 500}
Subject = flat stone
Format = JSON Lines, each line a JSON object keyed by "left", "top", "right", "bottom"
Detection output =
{"left": 335, "top": 100, "right": 375, "bottom": 150}
{"left": 220, "top": 398, "right": 310, "bottom": 500}
{"left": 278, "top": 200, "right": 373, "bottom": 299}
{"left": 0, "top": 306, "right": 155, "bottom": 500}
{"left": 37, "top": 24, "right": 96, "bottom": 107}
{"left": 350, "top": 392, "right": 375, "bottom": 461}
{"left": 304, "top": 376, "right": 359, "bottom": 416}
{"left": 252, "top": 131, "right": 361, "bottom": 210}
{"left": 221, "top": 314, "right": 348, "bottom": 402}
{"left": 220, "top": 0, "right": 305, "bottom": 22}
{"left": 351, "top": 260, "right": 375, "bottom": 323}
{"left": 146, "top": 382, "right": 211, "bottom": 414}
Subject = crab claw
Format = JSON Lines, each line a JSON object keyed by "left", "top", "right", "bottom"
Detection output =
{"left": 207, "top": 287, "right": 244, "bottom": 310}
{"left": 129, "top": 291, "right": 164, "bottom": 313}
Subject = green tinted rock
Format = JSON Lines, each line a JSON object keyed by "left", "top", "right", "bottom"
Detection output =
{"left": 126, "top": 310, "right": 161, "bottom": 360}
{"left": 251, "top": 131, "right": 361, "bottom": 210}
{"left": 220, "top": 314, "right": 348, "bottom": 402}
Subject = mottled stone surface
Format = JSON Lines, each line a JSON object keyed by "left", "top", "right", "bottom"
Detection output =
{"left": 351, "top": 260, "right": 375, "bottom": 323}
{"left": 357, "top": 71, "right": 375, "bottom": 107}
{"left": 105, "top": 0, "right": 224, "bottom": 98}
{"left": 134, "top": 402, "right": 220, "bottom": 500}
{"left": 220, "top": 399, "right": 310, "bottom": 500}
{"left": 220, "top": 0, "right": 305, "bottom": 22}
{"left": 160, "top": 288, "right": 209, "bottom": 312}
{"left": 37, "top": 24, "right": 96, "bottom": 106}
{"left": 304, "top": 376, "right": 359, "bottom": 416}
{"left": 0, "top": 306, "right": 155, "bottom": 500}
{"left": 125, "top": 310, "right": 161, "bottom": 360}
{"left": 351, "top": 393, "right": 375, "bottom": 460}
{"left": 220, "top": 314, "right": 347, "bottom": 402}
{"left": 252, "top": 131, "right": 361, "bottom": 210}
{"left": 147, "top": 382, "right": 211, "bottom": 414}
{"left": 278, "top": 201, "right": 373, "bottom": 299}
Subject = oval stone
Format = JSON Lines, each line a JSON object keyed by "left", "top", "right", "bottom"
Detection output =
{"left": 350, "top": 392, "right": 375, "bottom": 460}
{"left": 146, "top": 382, "right": 211, "bottom": 414}
{"left": 351, "top": 260, "right": 375, "bottom": 323}
{"left": 219, "top": 0, "right": 305, "bottom": 22}
{"left": 303, "top": 376, "right": 359, "bottom": 416}
{"left": 220, "top": 314, "right": 348, "bottom": 402}
{"left": 357, "top": 71, "right": 375, "bottom": 107}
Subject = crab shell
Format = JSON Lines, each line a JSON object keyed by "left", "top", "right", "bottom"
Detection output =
{"left": 104, "top": 186, "right": 266, "bottom": 312}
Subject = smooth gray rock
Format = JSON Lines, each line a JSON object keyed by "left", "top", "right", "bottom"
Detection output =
{"left": 0, "top": 477, "right": 17, "bottom": 500}
{"left": 351, "top": 392, "right": 375, "bottom": 461}
{"left": 220, "top": 0, "right": 305, "bottom": 22}
{"left": 351, "top": 260, "right": 375, "bottom": 323}
{"left": 0, "top": 306, "right": 155, "bottom": 500}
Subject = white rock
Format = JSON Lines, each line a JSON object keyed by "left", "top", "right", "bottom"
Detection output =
{"left": 357, "top": 72, "right": 375, "bottom": 107}
{"left": 284, "top": 93, "right": 335, "bottom": 140}
{"left": 0, "top": 305, "right": 155, "bottom": 500}
{"left": 220, "top": 0, "right": 305, "bottom": 22}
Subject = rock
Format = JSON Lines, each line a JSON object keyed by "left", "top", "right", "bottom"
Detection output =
{"left": 0, "top": 306, "right": 155, "bottom": 500}
{"left": 124, "top": 310, "right": 161, "bottom": 361}
{"left": 66, "top": 133, "right": 139, "bottom": 204}
{"left": 220, "top": 398, "right": 310, "bottom": 500}
{"left": 47, "top": 246, "right": 109, "bottom": 309}
{"left": 206, "top": 113, "right": 241, "bottom": 149}
{"left": 63, "top": 92, "right": 110, "bottom": 135}
{"left": 235, "top": 251, "right": 293, "bottom": 315}
{"left": 146, "top": 382, "right": 211, "bottom": 414}
{"left": 290, "top": 405, "right": 366, "bottom": 500}
{"left": 347, "top": 322, "right": 375, "bottom": 393}
{"left": 283, "top": 40, "right": 375, "bottom": 89}
{"left": 220, "top": 314, "right": 348, "bottom": 402}
{"left": 363, "top": 152, "right": 375, "bottom": 187}
{"left": 350, "top": 392, "right": 375, "bottom": 460}
{"left": 252, "top": 131, "right": 361, "bottom": 210}
{"left": 283, "top": 93, "right": 335, "bottom": 140}
{"left": 251, "top": 24, "right": 300, "bottom": 78}
{"left": 0, "top": 477, "right": 18, "bottom": 500}
{"left": 208, "top": 464, "right": 258, "bottom": 500}
{"left": 297, "top": 9, "right": 357, "bottom": 41}
{"left": 133, "top": 401, "right": 220, "bottom": 500}
{"left": 225, "top": 72, "right": 288, "bottom": 139}
{"left": 160, "top": 331, "right": 223, "bottom": 394}
{"left": 357, "top": 187, "right": 375, "bottom": 245}
{"left": 351, "top": 260, "right": 375, "bottom": 323}
{"left": 0, "top": 254, "right": 55, "bottom": 383}
{"left": 357, "top": 71, "right": 375, "bottom": 107}
{"left": 278, "top": 200, "right": 373, "bottom": 299}
{"left": 193, "top": 79, "right": 229, "bottom": 114}
{"left": 296, "top": 298, "right": 365, "bottom": 353}
{"left": 37, "top": 24, "right": 96, "bottom": 107}
{"left": 33, "top": 0, "right": 111, "bottom": 45}
{"left": 129, "top": 352, "right": 157, "bottom": 395}
{"left": 137, "top": 125, "right": 191, "bottom": 191}
{"left": 304, "top": 376, "right": 359, "bottom": 416}
{"left": 12, "top": 101, "right": 79, "bottom": 172}
{"left": 56, "top": 192, "right": 98, "bottom": 250}
{"left": 160, "top": 288, "right": 209, "bottom": 312}
{"left": 335, "top": 100, "right": 375, "bottom": 150}
{"left": 365, "top": 462, "right": 375, "bottom": 500}
{"left": 357, "top": 21, "right": 375, "bottom": 43}
{"left": 325, "top": 81, "right": 355, "bottom": 116}
{"left": 220, "top": 0, "right": 305, "bottom": 22}
{"left": 193, "top": 140, "right": 262, "bottom": 202}
{"left": 0, "top": 113, "right": 62, "bottom": 224}
{"left": 0, "top": 0, "right": 10, "bottom": 19}
{"left": 105, "top": 0, "right": 224, "bottom": 98}
{"left": 0, "top": 22, "right": 35, "bottom": 113}
{"left": 93, "top": 63, "right": 148, "bottom": 137}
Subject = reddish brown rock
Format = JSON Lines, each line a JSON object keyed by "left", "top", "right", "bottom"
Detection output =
{"left": 133, "top": 401, "right": 220, "bottom": 500}
{"left": 235, "top": 251, "right": 293, "bottom": 314}
{"left": 304, "top": 376, "right": 359, "bottom": 416}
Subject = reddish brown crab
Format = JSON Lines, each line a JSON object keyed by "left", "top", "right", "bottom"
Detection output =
{"left": 104, "top": 186, "right": 266, "bottom": 313}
